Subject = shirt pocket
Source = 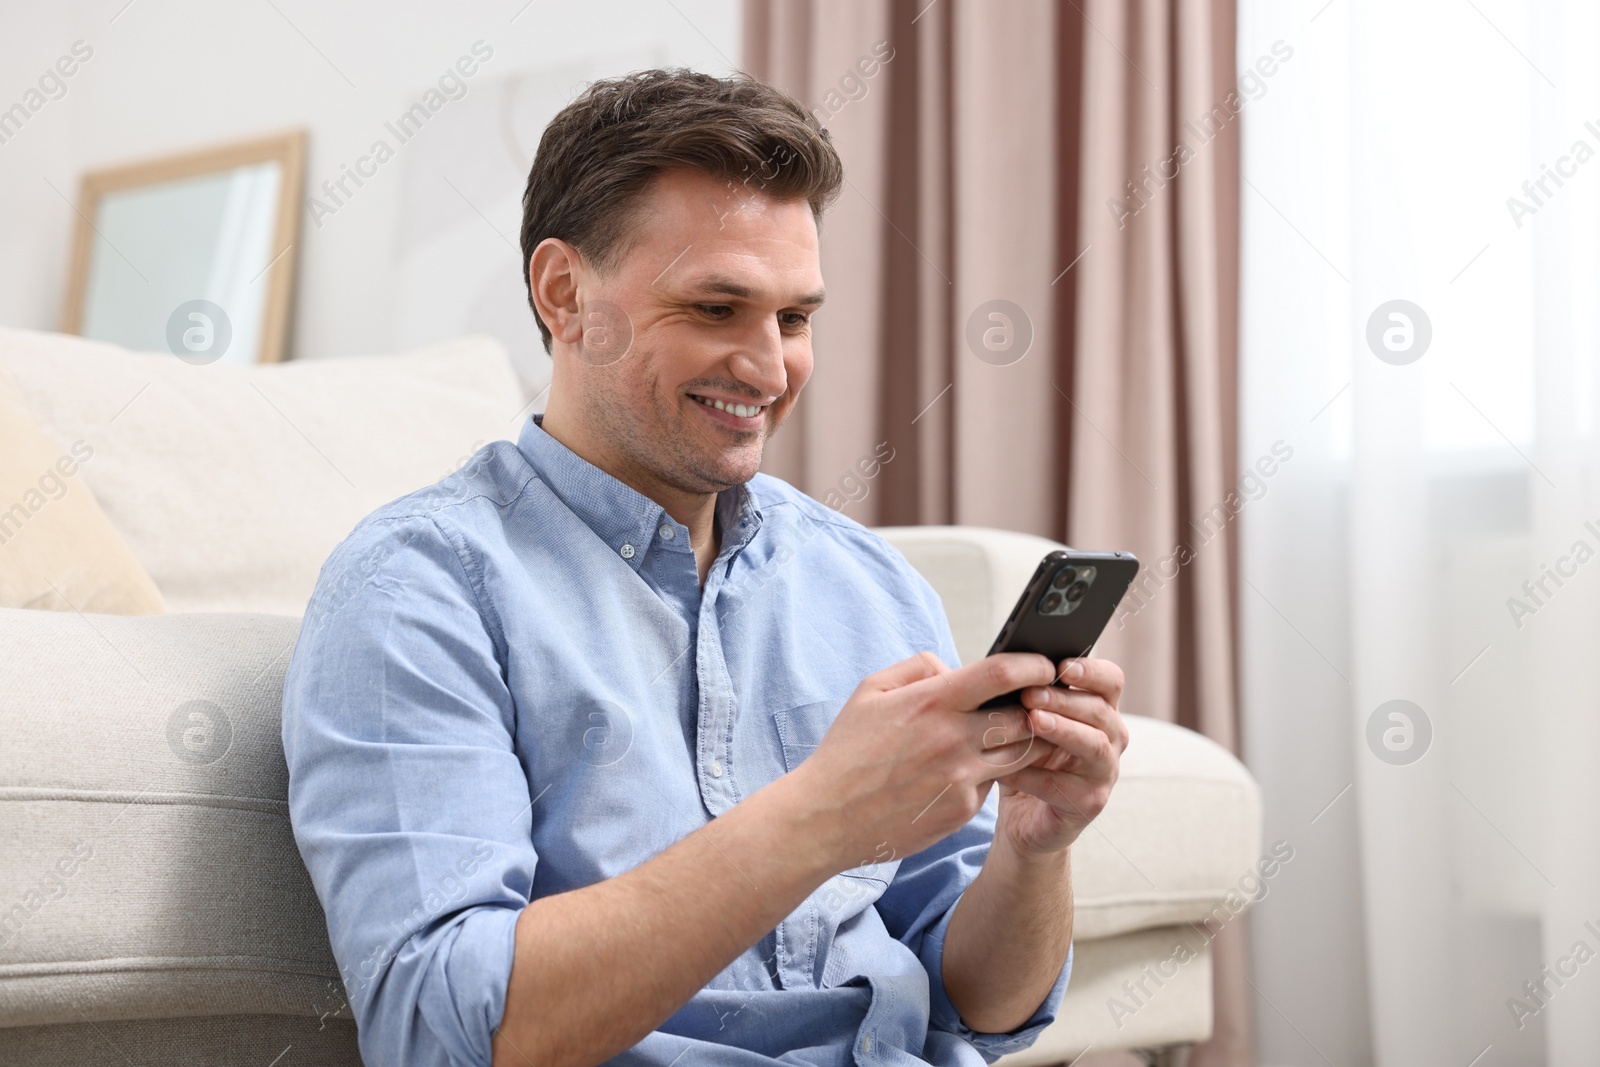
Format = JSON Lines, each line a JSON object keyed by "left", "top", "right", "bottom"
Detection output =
{"left": 771, "top": 697, "right": 908, "bottom": 991}
{"left": 770, "top": 698, "right": 841, "bottom": 772}
{"left": 769, "top": 699, "right": 901, "bottom": 915}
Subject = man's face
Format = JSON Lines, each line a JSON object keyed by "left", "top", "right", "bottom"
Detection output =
{"left": 553, "top": 167, "right": 825, "bottom": 496}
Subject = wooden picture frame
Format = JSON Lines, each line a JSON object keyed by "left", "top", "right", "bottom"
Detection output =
{"left": 60, "top": 129, "right": 306, "bottom": 364}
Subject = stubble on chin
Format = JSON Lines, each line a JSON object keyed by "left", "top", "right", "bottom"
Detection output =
{"left": 672, "top": 421, "right": 767, "bottom": 494}
{"left": 603, "top": 390, "right": 767, "bottom": 495}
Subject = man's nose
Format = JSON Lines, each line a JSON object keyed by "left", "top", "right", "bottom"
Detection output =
{"left": 729, "top": 318, "right": 789, "bottom": 400}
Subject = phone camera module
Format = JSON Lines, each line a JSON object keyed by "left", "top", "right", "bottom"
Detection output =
{"left": 1037, "top": 562, "right": 1100, "bottom": 615}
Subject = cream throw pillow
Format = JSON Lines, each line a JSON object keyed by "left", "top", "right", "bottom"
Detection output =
{"left": 0, "top": 328, "right": 530, "bottom": 615}
{"left": 0, "top": 368, "right": 165, "bottom": 614}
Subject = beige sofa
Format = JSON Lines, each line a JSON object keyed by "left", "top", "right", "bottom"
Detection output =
{"left": 0, "top": 328, "right": 1261, "bottom": 1065}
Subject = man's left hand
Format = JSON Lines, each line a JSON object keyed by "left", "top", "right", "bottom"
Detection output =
{"left": 993, "top": 657, "right": 1128, "bottom": 856}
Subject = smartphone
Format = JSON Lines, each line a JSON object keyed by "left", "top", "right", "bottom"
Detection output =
{"left": 979, "top": 550, "right": 1141, "bottom": 708}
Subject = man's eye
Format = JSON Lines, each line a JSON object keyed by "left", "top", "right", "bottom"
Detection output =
{"left": 780, "top": 312, "right": 810, "bottom": 329}
{"left": 697, "top": 304, "right": 733, "bottom": 319}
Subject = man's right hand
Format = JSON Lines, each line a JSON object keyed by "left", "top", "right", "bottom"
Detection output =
{"left": 790, "top": 650, "right": 1062, "bottom": 871}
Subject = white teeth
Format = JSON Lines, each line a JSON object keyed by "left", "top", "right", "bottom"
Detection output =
{"left": 694, "top": 396, "right": 760, "bottom": 419}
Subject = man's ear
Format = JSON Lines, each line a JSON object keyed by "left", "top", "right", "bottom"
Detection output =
{"left": 529, "top": 238, "right": 586, "bottom": 347}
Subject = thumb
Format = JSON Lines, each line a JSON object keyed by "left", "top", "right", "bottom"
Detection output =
{"left": 862, "top": 649, "right": 950, "bottom": 693}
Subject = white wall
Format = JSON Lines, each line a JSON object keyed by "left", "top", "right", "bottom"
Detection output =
{"left": 0, "top": 0, "right": 740, "bottom": 387}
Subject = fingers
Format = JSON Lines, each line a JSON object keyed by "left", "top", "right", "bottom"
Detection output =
{"left": 943, "top": 704, "right": 1058, "bottom": 780}
{"left": 1051, "top": 657, "right": 1124, "bottom": 709}
{"left": 969, "top": 706, "right": 1032, "bottom": 749}
{"left": 912, "top": 652, "right": 1058, "bottom": 712}
{"left": 999, "top": 765, "right": 1114, "bottom": 824}
{"left": 1021, "top": 705, "right": 1119, "bottom": 783}
{"left": 973, "top": 734, "right": 1056, "bottom": 779}
{"left": 1019, "top": 684, "right": 1129, "bottom": 753}
{"left": 997, "top": 766, "right": 1074, "bottom": 808}
{"left": 864, "top": 649, "right": 950, "bottom": 693}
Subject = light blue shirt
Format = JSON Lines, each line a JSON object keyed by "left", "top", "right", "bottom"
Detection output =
{"left": 281, "top": 414, "right": 1071, "bottom": 1066}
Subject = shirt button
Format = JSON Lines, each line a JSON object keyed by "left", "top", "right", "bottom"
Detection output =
{"left": 709, "top": 759, "right": 724, "bottom": 778}
{"left": 659, "top": 524, "right": 675, "bottom": 540}
{"left": 620, "top": 543, "right": 635, "bottom": 559}
{"left": 863, "top": 1033, "right": 874, "bottom": 1053}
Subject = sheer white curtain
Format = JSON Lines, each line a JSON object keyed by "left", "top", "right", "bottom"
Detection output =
{"left": 1238, "top": 1, "right": 1600, "bottom": 1063}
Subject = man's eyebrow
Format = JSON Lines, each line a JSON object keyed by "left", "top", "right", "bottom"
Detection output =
{"left": 679, "top": 275, "right": 826, "bottom": 307}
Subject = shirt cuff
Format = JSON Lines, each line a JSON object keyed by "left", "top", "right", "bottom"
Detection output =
{"left": 407, "top": 903, "right": 523, "bottom": 1067}
{"left": 918, "top": 899, "right": 1074, "bottom": 1063}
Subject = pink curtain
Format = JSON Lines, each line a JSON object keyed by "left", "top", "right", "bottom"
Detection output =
{"left": 744, "top": 1, "right": 1248, "bottom": 1062}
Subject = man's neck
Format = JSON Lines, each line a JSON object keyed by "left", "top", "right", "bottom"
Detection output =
{"left": 537, "top": 408, "right": 721, "bottom": 587}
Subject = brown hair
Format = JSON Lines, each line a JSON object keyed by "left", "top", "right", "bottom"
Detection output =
{"left": 519, "top": 68, "right": 845, "bottom": 353}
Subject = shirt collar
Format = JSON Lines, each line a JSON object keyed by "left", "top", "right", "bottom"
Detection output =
{"left": 516, "top": 414, "right": 764, "bottom": 571}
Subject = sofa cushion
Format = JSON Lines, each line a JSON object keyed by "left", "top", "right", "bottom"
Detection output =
{"left": 0, "top": 606, "right": 341, "bottom": 1029}
{"left": 0, "top": 328, "right": 530, "bottom": 616}
{"left": 1069, "top": 715, "right": 1263, "bottom": 940}
{"left": 0, "top": 1013, "right": 360, "bottom": 1067}
{"left": 0, "top": 367, "right": 164, "bottom": 615}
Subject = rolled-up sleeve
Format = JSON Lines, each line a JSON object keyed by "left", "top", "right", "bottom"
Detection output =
{"left": 874, "top": 566, "right": 1073, "bottom": 1062}
{"left": 918, "top": 907, "right": 1073, "bottom": 1062}
{"left": 282, "top": 511, "right": 538, "bottom": 1067}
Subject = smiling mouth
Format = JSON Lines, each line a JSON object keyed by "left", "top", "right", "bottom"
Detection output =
{"left": 689, "top": 394, "right": 767, "bottom": 419}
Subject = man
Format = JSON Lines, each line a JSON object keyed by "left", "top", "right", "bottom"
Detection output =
{"left": 282, "top": 68, "right": 1127, "bottom": 1067}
